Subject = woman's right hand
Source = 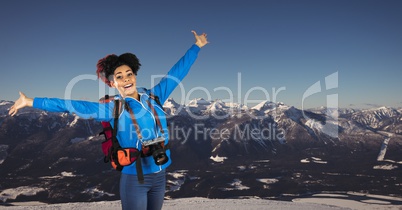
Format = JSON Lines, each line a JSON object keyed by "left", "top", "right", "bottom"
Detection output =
{"left": 9, "top": 92, "right": 33, "bottom": 116}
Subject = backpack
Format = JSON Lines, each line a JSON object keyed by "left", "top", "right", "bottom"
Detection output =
{"left": 99, "top": 94, "right": 167, "bottom": 183}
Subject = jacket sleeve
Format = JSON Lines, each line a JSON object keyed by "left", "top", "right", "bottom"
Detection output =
{"left": 33, "top": 97, "right": 113, "bottom": 121}
{"left": 150, "top": 44, "right": 200, "bottom": 104}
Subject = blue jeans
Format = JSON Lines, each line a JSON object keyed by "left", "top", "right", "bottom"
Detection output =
{"left": 119, "top": 170, "right": 166, "bottom": 210}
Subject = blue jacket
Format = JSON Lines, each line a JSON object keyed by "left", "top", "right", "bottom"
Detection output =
{"left": 33, "top": 44, "right": 200, "bottom": 175}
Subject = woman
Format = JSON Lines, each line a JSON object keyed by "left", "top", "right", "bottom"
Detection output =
{"left": 9, "top": 30, "right": 208, "bottom": 210}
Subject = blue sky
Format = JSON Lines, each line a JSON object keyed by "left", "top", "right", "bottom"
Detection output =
{"left": 1, "top": 0, "right": 401, "bottom": 109}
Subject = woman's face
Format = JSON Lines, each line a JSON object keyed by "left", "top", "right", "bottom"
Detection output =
{"left": 110, "top": 65, "right": 137, "bottom": 98}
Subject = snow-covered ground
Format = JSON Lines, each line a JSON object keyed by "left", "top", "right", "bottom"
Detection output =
{"left": 1, "top": 197, "right": 345, "bottom": 210}
{"left": 2, "top": 194, "right": 402, "bottom": 210}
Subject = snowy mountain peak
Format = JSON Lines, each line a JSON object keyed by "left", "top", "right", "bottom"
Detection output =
{"left": 0, "top": 100, "right": 13, "bottom": 106}
{"left": 361, "top": 106, "right": 399, "bottom": 118}
{"left": 0, "top": 101, "right": 12, "bottom": 115}
{"left": 209, "top": 100, "right": 229, "bottom": 109}
{"left": 205, "top": 100, "right": 231, "bottom": 115}
{"left": 251, "top": 100, "right": 275, "bottom": 111}
{"left": 251, "top": 100, "right": 288, "bottom": 112}
{"left": 164, "top": 98, "right": 180, "bottom": 109}
{"left": 163, "top": 98, "right": 186, "bottom": 116}
{"left": 186, "top": 98, "right": 211, "bottom": 107}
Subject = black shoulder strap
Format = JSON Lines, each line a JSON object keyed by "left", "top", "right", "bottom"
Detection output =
{"left": 149, "top": 94, "right": 163, "bottom": 109}
{"left": 126, "top": 103, "right": 145, "bottom": 184}
{"left": 147, "top": 99, "right": 165, "bottom": 135}
{"left": 112, "top": 99, "right": 124, "bottom": 171}
{"left": 142, "top": 87, "right": 163, "bottom": 110}
{"left": 112, "top": 99, "right": 120, "bottom": 139}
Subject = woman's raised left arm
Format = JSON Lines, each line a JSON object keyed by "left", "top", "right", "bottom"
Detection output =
{"left": 151, "top": 30, "right": 209, "bottom": 103}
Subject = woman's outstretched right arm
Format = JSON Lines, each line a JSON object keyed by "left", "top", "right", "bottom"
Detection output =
{"left": 9, "top": 92, "right": 113, "bottom": 121}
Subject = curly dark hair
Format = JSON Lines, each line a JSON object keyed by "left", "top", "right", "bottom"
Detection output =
{"left": 96, "top": 53, "right": 141, "bottom": 87}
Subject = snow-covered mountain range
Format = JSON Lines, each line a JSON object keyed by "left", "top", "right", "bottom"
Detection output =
{"left": 0, "top": 99, "right": 401, "bottom": 204}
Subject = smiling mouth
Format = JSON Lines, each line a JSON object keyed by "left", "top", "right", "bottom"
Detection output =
{"left": 124, "top": 84, "right": 133, "bottom": 89}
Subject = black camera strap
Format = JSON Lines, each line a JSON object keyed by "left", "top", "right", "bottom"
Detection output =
{"left": 147, "top": 95, "right": 170, "bottom": 151}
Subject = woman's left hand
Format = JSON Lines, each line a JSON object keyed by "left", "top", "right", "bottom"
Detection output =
{"left": 192, "top": 30, "right": 209, "bottom": 48}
